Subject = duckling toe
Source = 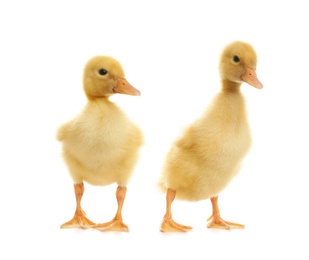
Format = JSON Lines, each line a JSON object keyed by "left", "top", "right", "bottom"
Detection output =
{"left": 207, "top": 215, "right": 244, "bottom": 230}
{"left": 60, "top": 212, "right": 95, "bottom": 229}
{"left": 93, "top": 218, "right": 129, "bottom": 232}
{"left": 160, "top": 217, "right": 192, "bottom": 232}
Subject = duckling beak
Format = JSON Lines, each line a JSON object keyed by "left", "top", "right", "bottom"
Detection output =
{"left": 113, "top": 78, "right": 141, "bottom": 96}
{"left": 241, "top": 68, "right": 263, "bottom": 89}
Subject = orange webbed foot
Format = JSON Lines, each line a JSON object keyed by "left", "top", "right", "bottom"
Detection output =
{"left": 207, "top": 215, "right": 245, "bottom": 230}
{"left": 60, "top": 211, "right": 95, "bottom": 229}
{"left": 93, "top": 218, "right": 129, "bottom": 232}
{"left": 160, "top": 216, "right": 193, "bottom": 232}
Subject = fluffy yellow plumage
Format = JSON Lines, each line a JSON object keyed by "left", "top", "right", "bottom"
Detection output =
{"left": 57, "top": 92, "right": 143, "bottom": 187}
{"left": 160, "top": 41, "right": 263, "bottom": 232}
{"left": 159, "top": 92, "right": 251, "bottom": 201}
{"left": 57, "top": 56, "right": 143, "bottom": 232}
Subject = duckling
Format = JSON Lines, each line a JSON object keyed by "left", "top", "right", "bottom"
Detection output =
{"left": 159, "top": 41, "right": 263, "bottom": 232}
{"left": 57, "top": 56, "right": 143, "bottom": 232}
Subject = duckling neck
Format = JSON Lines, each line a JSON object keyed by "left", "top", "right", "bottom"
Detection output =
{"left": 221, "top": 79, "right": 242, "bottom": 93}
{"left": 87, "top": 96, "right": 116, "bottom": 112}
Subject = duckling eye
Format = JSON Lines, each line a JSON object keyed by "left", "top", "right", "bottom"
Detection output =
{"left": 98, "top": 69, "right": 108, "bottom": 76}
{"left": 233, "top": 56, "right": 240, "bottom": 62}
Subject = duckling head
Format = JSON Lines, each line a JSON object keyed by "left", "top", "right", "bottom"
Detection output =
{"left": 219, "top": 41, "right": 263, "bottom": 89}
{"left": 83, "top": 56, "right": 140, "bottom": 99}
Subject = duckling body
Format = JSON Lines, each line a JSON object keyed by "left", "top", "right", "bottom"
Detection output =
{"left": 58, "top": 56, "right": 143, "bottom": 232}
{"left": 160, "top": 89, "right": 251, "bottom": 201}
{"left": 58, "top": 99, "right": 142, "bottom": 187}
{"left": 160, "top": 41, "right": 263, "bottom": 232}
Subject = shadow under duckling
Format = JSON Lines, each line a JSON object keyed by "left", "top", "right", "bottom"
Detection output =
{"left": 159, "top": 41, "right": 263, "bottom": 232}
{"left": 57, "top": 56, "right": 143, "bottom": 232}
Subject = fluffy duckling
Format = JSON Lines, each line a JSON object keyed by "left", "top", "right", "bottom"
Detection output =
{"left": 57, "top": 56, "right": 143, "bottom": 232}
{"left": 159, "top": 41, "right": 263, "bottom": 232}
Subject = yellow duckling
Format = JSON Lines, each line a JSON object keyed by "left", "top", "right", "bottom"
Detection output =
{"left": 159, "top": 41, "right": 263, "bottom": 232}
{"left": 57, "top": 56, "right": 143, "bottom": 232}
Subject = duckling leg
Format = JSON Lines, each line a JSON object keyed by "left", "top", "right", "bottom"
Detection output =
{"left": 61, "top": 183, "right": 95, "bottom": 229}
{"left": 160, "top": 188, "right": 192, "bottom": 232}
{"left": 207, "top": 196, "right": 245, "bottom": 230}
{"left": 93, "top": 186, "right": 129, "bottom": 232}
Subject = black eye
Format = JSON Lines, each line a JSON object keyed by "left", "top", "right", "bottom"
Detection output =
{"left": 233, "top": 56, "right": 240, "bottom": 62}
{"left": 98, "top": 69, "right": 108, "bottom": 75}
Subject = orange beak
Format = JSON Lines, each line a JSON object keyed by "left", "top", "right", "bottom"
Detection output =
{"left": 113, "top": 78, "right": 141, "bottom": 96}
{"left": 241, "top": 68, "right": 263, "bottom": 89}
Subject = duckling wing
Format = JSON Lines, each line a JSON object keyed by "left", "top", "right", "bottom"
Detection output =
{"left": 56, "top": 120, "right": 73, "bottom": 142}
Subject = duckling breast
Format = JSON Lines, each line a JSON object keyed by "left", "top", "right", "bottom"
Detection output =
{"left": 60, "top": 101, "right": 143, "bottom": 186}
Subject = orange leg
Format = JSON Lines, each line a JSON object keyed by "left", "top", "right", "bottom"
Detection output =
{"left": 207, "top": 196, "right": 245, "bottom": 230}
{"left": 160, "top": 188, "right": 192, "bottom": 232}
{"left": 93, "top": 186, "right": 129, "bottom": 232}
{"left": 61, "top": 183, "right": 95, "bottom": 229}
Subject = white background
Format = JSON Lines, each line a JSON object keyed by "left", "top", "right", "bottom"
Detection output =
{"left": 1, "top": 0, "right": 308, "bottom": 259}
